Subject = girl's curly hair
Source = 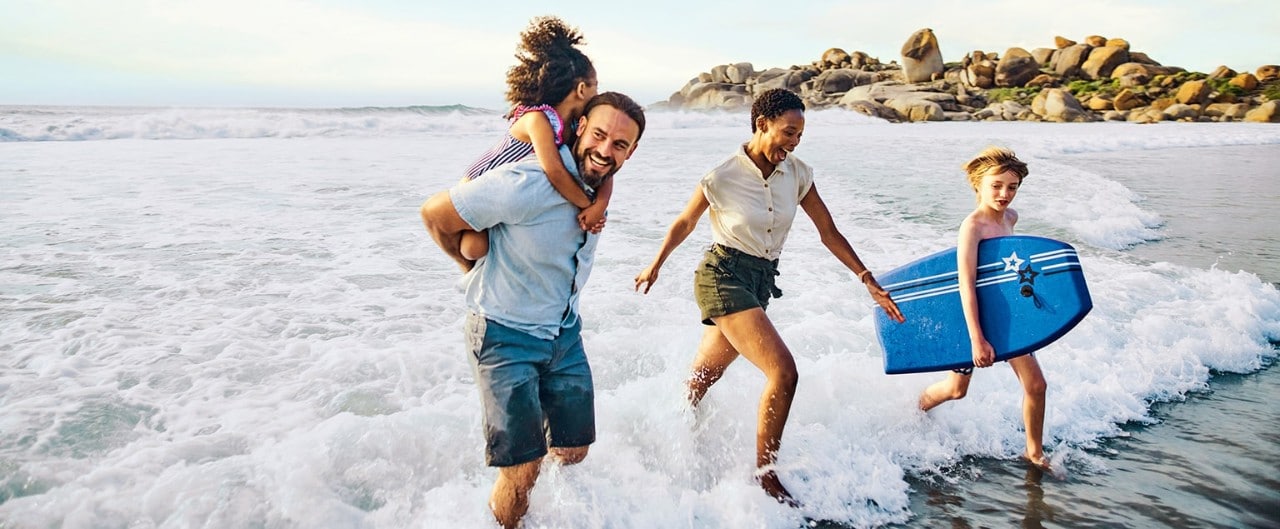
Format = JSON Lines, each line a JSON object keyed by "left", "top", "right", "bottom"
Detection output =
{"left": 505, "top": 16, "right": 595, "bottom": 109}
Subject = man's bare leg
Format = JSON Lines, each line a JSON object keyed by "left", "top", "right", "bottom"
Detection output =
{"left": 491, "top": 458, "right": 541, "bottom": 529}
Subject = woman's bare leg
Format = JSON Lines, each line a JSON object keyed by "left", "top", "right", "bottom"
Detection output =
{"left": 709, "top": 308, "right": 799, "bottom": 505}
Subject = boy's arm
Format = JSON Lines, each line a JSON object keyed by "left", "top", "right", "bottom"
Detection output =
{"left": 519, "top": 112, "right": 594, "bottom": 209}
{"left": 957, "top": 219, "right": 995, "bottom": 367}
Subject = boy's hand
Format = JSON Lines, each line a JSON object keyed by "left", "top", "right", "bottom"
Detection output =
{"left": 971, "top": 340, "right": 996, "bottom": 368}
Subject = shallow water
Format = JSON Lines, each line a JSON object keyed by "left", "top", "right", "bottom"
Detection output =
{"left": 2, "top": 108, "right": 1279, "bottom": 528}
{"left": 894, "top": 144, "right": 1280, "bottom": 529}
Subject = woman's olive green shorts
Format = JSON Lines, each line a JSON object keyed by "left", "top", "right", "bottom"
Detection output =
{"left": 693, "top": 243, "right": 782, "bottom": 325}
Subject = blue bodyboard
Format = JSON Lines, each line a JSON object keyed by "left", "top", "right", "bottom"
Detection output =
{"left": 874, "top": 235, "right": 1092, "bottom": 374}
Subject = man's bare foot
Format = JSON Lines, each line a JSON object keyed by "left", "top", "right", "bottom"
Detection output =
{"left": 756, "top": 469, "right": 800, "bottom": 508}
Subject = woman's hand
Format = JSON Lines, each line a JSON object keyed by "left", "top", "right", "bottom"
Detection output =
{"left": 634, "top": 264, "right": 661, "bottom": 294}
{"left": 971, "top": 339, "right": 996, "bottom": 368}
{"left": 864, "top": 276, "right": 905, "bottom": 323}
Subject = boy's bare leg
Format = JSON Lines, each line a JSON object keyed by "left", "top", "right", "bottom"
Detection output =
{"left": 919, "top": 371, "right": 973, "bottom": 411}
{"left": 1009, "top": 355, "right": 1049, "bottom": 467}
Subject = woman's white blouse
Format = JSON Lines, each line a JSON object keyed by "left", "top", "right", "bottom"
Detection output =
{"left": 700, "top": 144, "right": 814, "bottom": 260}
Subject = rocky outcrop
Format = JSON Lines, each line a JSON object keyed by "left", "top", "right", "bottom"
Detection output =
{"left": 655, "top": 30, "right": 1280, "bottom": 124}
{"left": 901, "top": 29, "right": 944, "bottom": 83}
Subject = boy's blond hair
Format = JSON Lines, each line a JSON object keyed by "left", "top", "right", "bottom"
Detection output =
{"left": 964, "top": 146, "right": 1028, "bottom": 192}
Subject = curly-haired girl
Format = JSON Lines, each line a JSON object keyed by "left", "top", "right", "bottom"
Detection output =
{"left": 459, "top": 16, "right": 609, "bottom": 260}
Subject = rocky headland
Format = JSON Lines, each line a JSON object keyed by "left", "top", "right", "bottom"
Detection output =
{"left": 653, "top": 29, "right": 1280, "bottom": 123}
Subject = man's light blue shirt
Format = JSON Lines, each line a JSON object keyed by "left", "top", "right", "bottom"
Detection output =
{"left": 450, "top": 146, "right": 597, "bottom": 340}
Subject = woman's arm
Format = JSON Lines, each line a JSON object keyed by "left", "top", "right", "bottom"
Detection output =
{"left": 956, "top": 218, "right": 995, "bottom": 367}
{"left": 634, "top": 187, "right": 710, "bottom": 294}
{"left": 516, "top": 112, "right": 594, "bottom": 209}
{"left": 799, "top": 185, "right": 904, "bottom": 322}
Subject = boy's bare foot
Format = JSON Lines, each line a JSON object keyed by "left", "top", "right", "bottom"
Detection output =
{"left": 1022, "top": 452, "right": 1051, "bottom": 470}
{"left": 756, "top": 469, "right": 800, "bottom": 508}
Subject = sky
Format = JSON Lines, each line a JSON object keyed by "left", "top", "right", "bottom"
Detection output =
{"left": 2, "top": 0, "right": 1276, "bottom": 109}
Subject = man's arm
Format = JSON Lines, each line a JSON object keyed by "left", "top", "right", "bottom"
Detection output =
{"left": 420, "top": 190, "right": 476, "bottom": 272}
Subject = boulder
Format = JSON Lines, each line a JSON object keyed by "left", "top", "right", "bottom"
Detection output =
{"left": 726, "top": 62, "right": 755, "bottom": 84}
{"left": 1204, "top": 103, "right": 1249, "bottom": 120}
{"left": 1105, "top": 38, "right": 1130, "bottom": 50}
{"left": 1162, "top": 103, "right": 1199, "bottom": 121}
{"left": 995, "top": 47, "right": 1041, "bottom": 87}
{"left": 813, "top": 68, "right": 879, "bottom": 94}
{"left": 962, "top": 52, "right": 997, "bottom": 88}
{"left": 1244, "top": 100, "right": 1280, "bottom": 122}
{"left": 1086, "top": 94, "right": 1114, "bottom": 111}
{"left": 1150, "top": 97, "right": 1177, "bottom": 112}
{"left": 1128, "top": 52, "right": 1161, "bottom": 65}
{"left": 1031, "top": 48, "right": 1055, "bottom": 66}
{"left": 1128, "top": 107, "right": 1165, "bottom": 123}
{"left": 850, "top": 51, "right": 874, "bottom": 69}
{"left": 1054, "top": 36, "right": 1077, "bottom": 49}
{"left": 821, "top": 48, "right": 851, "bottom": 69}
{"left": 1230, "top": 73, "right": 1259, "bottom": 91}
{"left": 1110, "top": 62, "right": 1152, "bottom": 86}
{"left": 1031, "top": 88, "right": 1093, "bottom": 122}
{"left": 1055, "top": 44, "right": 1092, "bottom": 77}
{"left": 709, "top": 64, "right": 731, "bottom": 83}
{"left": 840, "top": 99, "right": 899, "bottom": 121}
{"left": 683, "top": 82, "right": 748, "bottom": 109}
{"left": 1208, "top": 65, "right": 1237, "bottom": 79}
{"left": 885, "top": 96, "right": 945, "bottom": 122}
{"left": 1175, "top": 80, "right": 1211, "bottom": 105}
{"left": 752, "top": 68, "right": 816, "bottom": 95}
{"left": 1026, "top": 73, "right": 1058, "bottom": 88}
{"left": 1084, "top": 35, "right": 1108, "bottom": 47}
{"left": 1082, "top": 46, "right": 1130, "bottom": 80}
{"left": 901, "top": 28, "right": 945, "bottom": 83}
{"left": 1113, "top": 89, "right": 1144, "bottom": 111}
{"left": 1257, "top": 65, "right": 1280, "bottom": 82}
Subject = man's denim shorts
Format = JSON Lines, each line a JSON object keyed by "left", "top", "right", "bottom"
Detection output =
{"left": 465, "top": 312, "right": 595, "bottom": 467}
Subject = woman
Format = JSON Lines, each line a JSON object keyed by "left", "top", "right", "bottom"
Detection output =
{"left": 634, "top": 88, "right": 904, "bottom": 504}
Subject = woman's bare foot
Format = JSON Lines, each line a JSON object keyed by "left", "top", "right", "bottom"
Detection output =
{"left": 756, "top": 469, "right": 800, "bottom": 507}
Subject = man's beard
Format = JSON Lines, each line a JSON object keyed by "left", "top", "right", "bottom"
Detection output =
{"left": 576, "top": 156, "right": 616, "bottom": 190}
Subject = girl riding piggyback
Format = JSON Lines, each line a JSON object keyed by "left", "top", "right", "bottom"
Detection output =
{"left": 459, "top": 16, "right": 609, "bottom": 261}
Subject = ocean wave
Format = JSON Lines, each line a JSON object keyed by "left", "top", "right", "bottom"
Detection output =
{"left": 4, "top": 105, "right": 1280, "bottom": 147}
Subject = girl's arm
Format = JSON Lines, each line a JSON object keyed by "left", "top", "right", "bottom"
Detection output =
{"left": 956, "top": 218, "right": 996, "bottom": 367}
{"left": 578, "top": 177, "right": 613, "bottom": 233}
{"left": 516, "top": 111, "right": 594, "bottom": 209}
{"left": 799, "top": 185, "right": 904, "bottom": 322}
{"left": 634, "top": 187, "right": 709, "bottom": 294}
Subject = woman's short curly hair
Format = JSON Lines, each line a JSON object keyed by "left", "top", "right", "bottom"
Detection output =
{"left": 750, "top": 89, "right": 805, "bottom": 132}
{"left": 504, "top": 16, "right": 596, "bottom": 110}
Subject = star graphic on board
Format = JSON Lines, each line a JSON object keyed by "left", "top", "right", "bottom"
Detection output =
{"left": 1002, "top": 252, "right": 1024, "bottom": 272}
{"left": 1019, "top": 264, "right": 1039, "bottom": 284}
